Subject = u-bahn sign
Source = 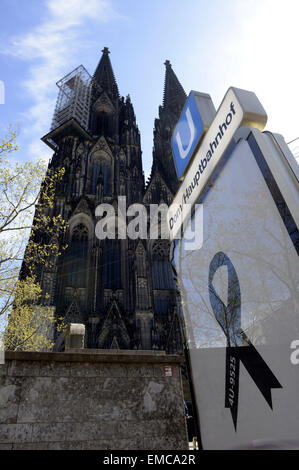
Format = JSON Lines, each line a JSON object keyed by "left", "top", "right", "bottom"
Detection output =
{"left": 171, "top": 91, "right": 216, "bottom": 180}
{"left": 171, "top": 113, "right": 299, "bottom": 449}
{"left": 168, "top": 87, "right": 267, "bottom": 240}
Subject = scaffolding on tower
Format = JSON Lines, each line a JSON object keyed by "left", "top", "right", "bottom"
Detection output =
{"left": 51, "top": 65, "right": 92, "bottom": 132}
{"left": 42, "top": 65, "right": 97, "bottom": 150}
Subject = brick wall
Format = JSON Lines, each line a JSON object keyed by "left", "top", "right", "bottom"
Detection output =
{"left": 0, "top": 350, "right": 188, "bottom": 450}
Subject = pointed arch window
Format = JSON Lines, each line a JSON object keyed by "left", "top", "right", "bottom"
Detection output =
{"left": 91, "top": 162, "right": 108, "bottom": 195}
{"left": 104, "top": 240, "right": 121, "bottom": 289}
{"left": 97, "top": 112, "right": 109, "bottom": 136}
{"left": 67, "top": 224, "right": 88, "bottom": 288}
{"left": 153, "top": 243, "right": 174, "bottom": 290}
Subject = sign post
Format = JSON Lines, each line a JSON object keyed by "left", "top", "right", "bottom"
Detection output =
{"left": 170, "top": 88, "right": 299, "bottom": 449}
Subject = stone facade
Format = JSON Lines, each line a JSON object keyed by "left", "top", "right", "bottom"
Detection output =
{"left": 0, "top": 351, "right": 188, "bottom": 450}
{"left": 22, "top": 48, "right": 187, "bottom": 353}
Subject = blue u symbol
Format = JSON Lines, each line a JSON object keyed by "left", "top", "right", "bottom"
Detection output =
{"left": 175, "top": 107, "right": 195, "bottom": 159}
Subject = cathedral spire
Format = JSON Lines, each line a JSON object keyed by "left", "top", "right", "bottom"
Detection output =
{"left": 148, "top": 60, "right": 187, "bottom": 194}
{"left": 93, "top": 47, "right": 119, "bottom": 99}
{"left": 163, "top": 60, "right": 186, "bottom": 114}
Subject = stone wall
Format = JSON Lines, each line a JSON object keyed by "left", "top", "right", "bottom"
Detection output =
{"left": 0, "top": 350, "right": 188, "bottom": 450}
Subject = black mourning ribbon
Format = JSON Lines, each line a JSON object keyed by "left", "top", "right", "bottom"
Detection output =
{"left": 208, "top": 252, "right": 282, "bottom": 430}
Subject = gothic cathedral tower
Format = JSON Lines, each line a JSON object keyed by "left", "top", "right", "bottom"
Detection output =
{"left": 39, "top": 48, "right": 186, "bottom": 353}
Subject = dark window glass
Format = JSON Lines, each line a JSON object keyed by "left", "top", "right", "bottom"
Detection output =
{"left": 104, "top": 240, "right": 121, "bottom": 289}
{"left": 67, "top": 224, "right": 88, "bottom": 288}
{"left": 153, "top": 258, "right": 173, "bottom": 290}
{"left": 154, "top": 296, "right": 169, "bottom": 316}
{"left": 97, "top": 112, "right": 109, "bottom": 135}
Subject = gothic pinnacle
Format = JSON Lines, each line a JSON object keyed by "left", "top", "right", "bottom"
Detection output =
{"left": 162, "top": 59, "right": 186, "bottom": 110}
{"left": 93, "top": 46, "right": 119, "bottom": 98}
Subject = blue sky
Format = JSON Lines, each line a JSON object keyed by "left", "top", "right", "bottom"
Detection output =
{"left": 0, "top": 0, "right": 299, "bottom": 178}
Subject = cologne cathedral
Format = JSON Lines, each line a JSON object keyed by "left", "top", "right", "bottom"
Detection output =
{"left": 38, "top": 47, "right": 187, "bottom": 353}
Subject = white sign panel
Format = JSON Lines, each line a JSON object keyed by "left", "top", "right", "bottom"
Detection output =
{"left": 168, "top": 87, "right": 267, "bottom": 240}
{"left": 172, "top": 135, "right": 299, "bottom": 449}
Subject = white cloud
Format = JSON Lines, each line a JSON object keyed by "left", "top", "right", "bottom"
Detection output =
{"left": 2, "top": 0, "right": 119, "bottom": 160}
